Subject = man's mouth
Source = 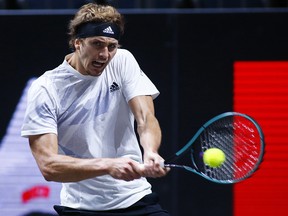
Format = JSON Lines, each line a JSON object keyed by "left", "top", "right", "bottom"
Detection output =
{"left": 92, "top": 61, "right": 105, "bottom": 68}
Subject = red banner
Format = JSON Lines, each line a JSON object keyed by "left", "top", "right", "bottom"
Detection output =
{"left": 234, "top": 61, "right": 288, "bottom": 215}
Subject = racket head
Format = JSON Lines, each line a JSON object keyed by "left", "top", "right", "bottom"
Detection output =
{"left": 190, "top": 112, "right": 265, "bottom": 184}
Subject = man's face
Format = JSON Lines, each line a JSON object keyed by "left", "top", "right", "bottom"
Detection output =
{"left": 74, "top": 36, "right": 119, "bottom": 76}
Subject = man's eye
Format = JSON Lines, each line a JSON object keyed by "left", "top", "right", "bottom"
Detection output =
{"left": 108, "top": 44, "right": 117, "bottom": 51}
{"left": 93, "top": 41, "right": 102, "bottom": 47}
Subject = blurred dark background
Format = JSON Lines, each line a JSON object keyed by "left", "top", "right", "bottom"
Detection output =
{"left": 0, "top": 0, "right": 288, "bottom": 9}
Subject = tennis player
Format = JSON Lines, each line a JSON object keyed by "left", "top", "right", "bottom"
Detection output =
{"left": 21, "top": 3, "right": 170, "bottom": 216}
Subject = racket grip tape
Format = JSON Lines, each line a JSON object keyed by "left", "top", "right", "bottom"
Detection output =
{"left": 160, "top": 161, "right": 165, "bottom": 168}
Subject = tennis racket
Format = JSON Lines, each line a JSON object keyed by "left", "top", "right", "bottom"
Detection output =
{"left": 162, "top": 112, "right": 265, "bottom": 184}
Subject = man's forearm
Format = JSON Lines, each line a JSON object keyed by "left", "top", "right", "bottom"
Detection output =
{"left": 138, "top": 113, "right": 162, "bottom": 153}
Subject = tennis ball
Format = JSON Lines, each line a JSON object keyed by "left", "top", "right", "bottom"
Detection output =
{"left": 203, "top": 148, "right": 226, "bottom": 168}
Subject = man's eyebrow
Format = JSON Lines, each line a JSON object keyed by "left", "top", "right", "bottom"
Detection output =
{"left": 91, "top": 39, "right": 118, "bottom": 45}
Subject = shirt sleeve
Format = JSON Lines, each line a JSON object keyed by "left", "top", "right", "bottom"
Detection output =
{"left": 118, "top": 49, "right": 160, "bottom": 102}
{"left": 21, "top": 77, "right": 58, "bottom": 138}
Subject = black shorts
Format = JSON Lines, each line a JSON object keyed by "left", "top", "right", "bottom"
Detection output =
{"left": 54, "top": 193, "right": 170, "bottom": 216}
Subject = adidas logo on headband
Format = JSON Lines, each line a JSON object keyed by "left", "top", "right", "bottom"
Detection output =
{"left": 103, "top": 26, "right": 114, "bottom": 35}
{"left": 76, "top": 22, "right": 120, "bottom": 40}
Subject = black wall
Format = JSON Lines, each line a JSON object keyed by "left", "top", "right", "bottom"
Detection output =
{"left": 1, "top": 9, "right": 288, "bottom": 216}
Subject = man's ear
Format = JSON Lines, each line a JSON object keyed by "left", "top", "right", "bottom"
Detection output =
{"left": 74, "top": 38, "right": 82, "bottom": 50}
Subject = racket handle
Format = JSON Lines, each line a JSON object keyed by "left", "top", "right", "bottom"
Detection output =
{"left": 160, "top": 161, "right": 165, "bottom": 168}
{"left": 160, "top": 161, "right": 177, "bottom": 168}
{"left": 160, "top": 162, "right": 186, "bottom": 169}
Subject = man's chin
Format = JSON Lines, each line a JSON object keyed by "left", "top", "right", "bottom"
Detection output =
{"left": 88, "top": 68, "right": 104, "bottom": 76}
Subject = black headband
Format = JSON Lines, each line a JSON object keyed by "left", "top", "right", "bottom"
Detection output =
{"left": 76, "top": 22, "right": 121, "bottom": 40}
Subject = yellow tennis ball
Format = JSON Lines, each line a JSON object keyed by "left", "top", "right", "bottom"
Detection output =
{"left": 203, "top": 148, "right": 226, "bottom": 168}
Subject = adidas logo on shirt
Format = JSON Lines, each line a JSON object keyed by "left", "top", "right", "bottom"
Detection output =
{"left": 110, "top": 82, "right": 120, "bottom": 92}
{"left": 103, "top": 26, "right": 114, "bottom": 35}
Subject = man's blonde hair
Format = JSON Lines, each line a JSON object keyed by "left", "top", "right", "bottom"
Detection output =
{"left": 68, "top": 3, "right": 124, "bottom": 49}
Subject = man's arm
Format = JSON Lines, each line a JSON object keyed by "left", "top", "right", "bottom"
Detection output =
{"left": 29, "top": 133, "right": 143, "bottom": 182}
{"left": 128, "top": 95, "right": 169, "bottom": 178}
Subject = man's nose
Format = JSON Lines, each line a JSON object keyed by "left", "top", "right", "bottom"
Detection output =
{"left": 99, "top": 47, "right": 109, "bottom": 59}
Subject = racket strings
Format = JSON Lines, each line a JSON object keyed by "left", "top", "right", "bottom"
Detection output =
{"left": 200, "top": 122, "right": 236, "bottom": 181}
{"left": 195, "top": 116, "right": 262, "bottom": 182}
{"left": 232, "top": 118, "right": 262, "bottom": 179}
